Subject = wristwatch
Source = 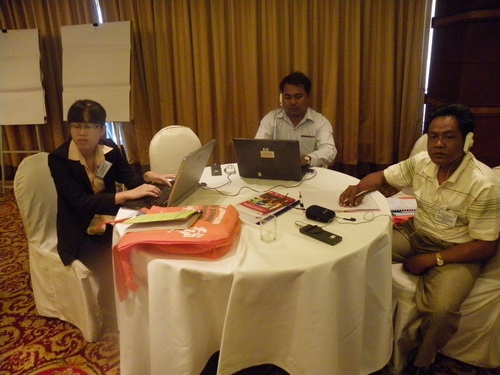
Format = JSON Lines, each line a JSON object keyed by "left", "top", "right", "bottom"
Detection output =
{"left": 304, "top": 155, "right": 311, "bottom": 165}
{"left": 435, "top": 252, "right": 444, "bottom": 266}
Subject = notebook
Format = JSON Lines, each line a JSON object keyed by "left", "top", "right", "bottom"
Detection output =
{"left": 233, "top": 138, "right": 308, "bottom": 181}
{"left": 386, "top": 192, "right": 417, "bottom": 215}
{"left": 122, "top": 139, "right": 215, "bottom": 209}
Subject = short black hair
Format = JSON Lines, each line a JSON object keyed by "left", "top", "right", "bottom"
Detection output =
{"left": 67, "top": 99, "right": 106, "bottom": 124}
{"left": 424, "top": 103, "right": 475, "bottom": 137}
{"left": 279, "top": 72, "right": 312, "bottom": 94}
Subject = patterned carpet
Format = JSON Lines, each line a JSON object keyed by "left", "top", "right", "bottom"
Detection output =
{"left": 0, "top": 191, "right": 119, "bottom": 375}
{"left": 1, "top": 189, "right": 499, "bottom": 375}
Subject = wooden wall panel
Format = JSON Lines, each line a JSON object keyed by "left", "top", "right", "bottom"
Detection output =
{"left": 426, "top": 1, "right": 500, "bottom": 167}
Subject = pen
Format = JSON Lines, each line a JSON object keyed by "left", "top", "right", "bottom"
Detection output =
{"left": 338, "top": 216, "right": 357, "bottom": 222}
{"left": 342, "top": 190, "right": 369, "bottom": 204}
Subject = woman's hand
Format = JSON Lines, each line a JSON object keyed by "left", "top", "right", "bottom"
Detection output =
{"left": 143, "top": 171, "right": 176, "bottom": 185}
{"left": 115, "top": 183, "right": 162, "bottom": 204}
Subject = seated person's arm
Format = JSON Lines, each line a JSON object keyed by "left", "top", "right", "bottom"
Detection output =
{"left": 115, "top": 184, "right": 161, "bottom": 205}
{"left": 143, "top": 171, "right": 176, "bottom": 185}
{"left": 403, "top": 239, "right": 498, "bottom": 275}
{"left": 114, "top": 171, "right": 176, "bottom": 205}
{"left": 307, "top": 119, "right": 337, "bottom": 167}
{"left": 339, "top": 170, "right": 387, "bottom": 207}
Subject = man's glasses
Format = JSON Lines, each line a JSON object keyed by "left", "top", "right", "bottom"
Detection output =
{"left": 69, "top": 123, "right": 102, "bottom": 131}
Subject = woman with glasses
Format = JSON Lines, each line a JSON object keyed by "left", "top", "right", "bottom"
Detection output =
{"left": 48, "top": 99, "right": 173, "bottom": 321}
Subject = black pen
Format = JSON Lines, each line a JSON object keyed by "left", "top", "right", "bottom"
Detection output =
{"left": 337, "top": 216, "right": 356, "bottom": 222}
{"left": 299, "top": 193, "right": 305, "bottom": 209}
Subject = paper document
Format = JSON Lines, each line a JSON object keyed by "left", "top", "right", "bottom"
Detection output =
{"left": 386, "top": 193, "right": 417, "bottom": 213}
{"left": 300, "top": 190, "right": 379, "bottom": 212}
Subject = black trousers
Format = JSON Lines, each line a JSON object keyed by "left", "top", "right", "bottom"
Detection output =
{"left": 76, "top": 225, "right": 116, "bottom": 315}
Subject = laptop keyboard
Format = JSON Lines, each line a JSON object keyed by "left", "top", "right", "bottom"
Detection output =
{"left": 122, "top": 183, "right": 173, "bottom": 210}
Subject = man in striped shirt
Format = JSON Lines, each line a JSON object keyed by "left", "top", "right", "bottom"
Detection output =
{"left": 339, "top": 104, "right": 500, "bottom": 374}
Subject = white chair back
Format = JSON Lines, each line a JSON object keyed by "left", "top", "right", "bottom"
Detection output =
{"left": 149, "top": 125, "right": 202, "bottom": 174}
{"left": 14, "top": 152, "right": 102, "bottom": 341}
{"left": 409, "top": 134, "right": 427, "bottom": 157}
{"left": 401, "top": 134, "right": 428, "bottom": 195}
{"left": 14, "top": 152, "right": 58, "bottom": 251}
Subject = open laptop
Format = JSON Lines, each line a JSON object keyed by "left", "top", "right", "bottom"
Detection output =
{"left": 122, "top": 139, "right": 216, "bottom": 209}
{"left": 233, "top": 138, "right": 308, "bottom": 181}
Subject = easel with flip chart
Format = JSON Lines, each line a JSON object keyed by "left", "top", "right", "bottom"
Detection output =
{"left": 61, "top": 21, "right": 131, "bottom": 122}
{"left": 0, "top": 28, "right": 45, "bottom": 192}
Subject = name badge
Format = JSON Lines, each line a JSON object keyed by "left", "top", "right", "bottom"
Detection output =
{"left": 95, "top": 160, "right": 112, "bottom": 178}
{"left": 434, "top": 208, "right": 457, "bottom": 227}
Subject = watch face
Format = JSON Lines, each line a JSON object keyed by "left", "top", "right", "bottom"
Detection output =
{"left": 436, "top": 253, "right": 444, "bottom": 266}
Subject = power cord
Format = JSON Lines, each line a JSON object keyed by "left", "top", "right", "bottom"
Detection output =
{"left": 202, "top": 168, "right": 318, "bottom": 198}
{"left": 333, "top": 211, "right": 393, "bottom": 225}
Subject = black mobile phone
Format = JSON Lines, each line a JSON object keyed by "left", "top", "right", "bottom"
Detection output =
{"left": 299, "top": 224, "right": 342, "bottom": 246}
{"left": 211, "top": 163, "right": 222, "bottom": 176}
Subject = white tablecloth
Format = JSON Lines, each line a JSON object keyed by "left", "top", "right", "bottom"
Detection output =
{"left": 113, "top": 165, "right": 393, "bottom": 375}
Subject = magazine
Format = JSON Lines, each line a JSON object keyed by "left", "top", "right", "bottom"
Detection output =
{"left": 239, "top": 191, "right": 296, "bottom": 214}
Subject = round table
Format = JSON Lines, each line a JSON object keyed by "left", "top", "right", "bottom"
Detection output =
{"left": 113, "top": 165, "right": 393, "bottom": 375}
